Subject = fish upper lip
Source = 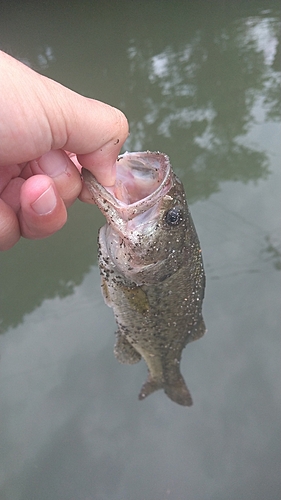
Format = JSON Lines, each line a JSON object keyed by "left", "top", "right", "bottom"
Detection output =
{"left": 82, "top": 151, "right": 173, "bottom": 222}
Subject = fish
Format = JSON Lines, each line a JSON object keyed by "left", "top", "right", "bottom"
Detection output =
{"left": 82, "top": 151, "right": 206, "bottom": 406}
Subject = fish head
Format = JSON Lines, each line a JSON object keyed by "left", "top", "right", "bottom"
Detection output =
{"left": 82, "top": 151, "right": 194, "bottom": 285}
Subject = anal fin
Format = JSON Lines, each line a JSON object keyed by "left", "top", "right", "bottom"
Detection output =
{"left": 114, "top": 330, "right": 141, "bottom": 365}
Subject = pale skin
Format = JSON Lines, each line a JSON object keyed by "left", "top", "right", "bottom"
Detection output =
{"left": 0, "top": 51, "right": 129, "bottom": 250}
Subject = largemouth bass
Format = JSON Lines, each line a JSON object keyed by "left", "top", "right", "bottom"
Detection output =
{"left": 82, "top": 151, "right": 206, "bottom": 406}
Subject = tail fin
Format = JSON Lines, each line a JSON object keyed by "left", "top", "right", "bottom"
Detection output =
{"left": 164, "top": 375, "right": 193, "bottom": 406}
{"left": 138, "top": 373, "right": 193, "bottom": 407}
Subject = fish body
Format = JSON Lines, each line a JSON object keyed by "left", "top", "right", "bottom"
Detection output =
{"left": 82, "top": 151, "right": 206, "bottom": 406}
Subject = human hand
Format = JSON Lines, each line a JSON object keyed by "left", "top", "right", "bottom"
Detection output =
{"left": 0, "top": 51, "right": 129, "bottom": 250}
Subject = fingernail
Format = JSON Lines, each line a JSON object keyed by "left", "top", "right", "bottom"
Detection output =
{"left": 38, "top": 150, "right": 68, "bottom": 177}
{"left": 31, "top": 185, "right": 57, "bottom": 215}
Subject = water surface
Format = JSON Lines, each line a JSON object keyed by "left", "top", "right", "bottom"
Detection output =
{"left": 0, "top": 2, "right": 280, "bottom": 499}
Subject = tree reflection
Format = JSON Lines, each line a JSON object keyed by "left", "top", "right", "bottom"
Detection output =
{"left": 123, "top": 13, "right": 280, "bottom": 201}
{"left": 263, "top": 235, "right": 281, "bottom": 270}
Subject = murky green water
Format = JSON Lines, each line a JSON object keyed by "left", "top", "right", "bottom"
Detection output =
{"left": 0, "top": 1, "right": 280, "bottom": 499}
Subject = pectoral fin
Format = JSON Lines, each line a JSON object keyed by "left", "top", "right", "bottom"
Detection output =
{"left": 121, "top": 285, "right": 150, "bottom": 314}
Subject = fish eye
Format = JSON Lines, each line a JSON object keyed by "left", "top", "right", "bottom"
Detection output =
{"left": 164, "top": 207, "right": 183, "bottom": 226}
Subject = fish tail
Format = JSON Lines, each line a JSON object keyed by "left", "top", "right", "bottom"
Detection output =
{"left": 138, "top": 377, "right": 163, "bottom": 401}
{"left": 164, "top": 375, "right": 193, "bottom": 407}
{"left": 138, "top": 372, "right": 193, "bottom": 407}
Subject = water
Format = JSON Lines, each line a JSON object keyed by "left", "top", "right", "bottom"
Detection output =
{"left": 0, "top": 1, "right": 280, "bottom": 499}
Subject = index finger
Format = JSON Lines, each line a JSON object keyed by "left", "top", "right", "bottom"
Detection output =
{"left": 60, "top": 97, "right": 129, "bottom": 186}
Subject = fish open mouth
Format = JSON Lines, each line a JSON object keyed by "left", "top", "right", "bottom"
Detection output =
{"left": 108, "top": 152, "right": 170, "bottom": 205}
{"left": 82, "top": 151, "right": 173, "bottom": 221}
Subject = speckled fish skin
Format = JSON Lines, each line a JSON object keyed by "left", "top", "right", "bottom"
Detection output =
{"left": 82, "top": 151, "right": 206, "bottom": 406}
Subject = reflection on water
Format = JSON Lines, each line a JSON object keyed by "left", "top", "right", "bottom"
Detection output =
{"left": 0, "top": 2, "right": 280, "bottom": 334}
{"left": 124, "top": 12, "right": 280, "bottom": 201}
{"left": 0, "top": 1, "right": 280, "bottom": 499}
{"left": 263, "top": 235, "right": 281, "bottom": 270}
